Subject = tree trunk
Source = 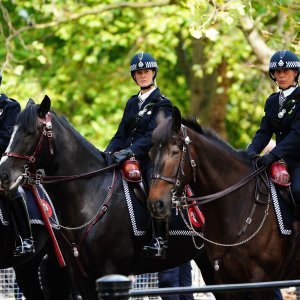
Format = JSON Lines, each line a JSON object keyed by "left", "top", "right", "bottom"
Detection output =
{"left": 189, "top": 38, "right": 230, "bottom": 138}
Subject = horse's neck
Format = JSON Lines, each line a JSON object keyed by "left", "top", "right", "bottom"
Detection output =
{"left": 192, "top": 137, "right": 255, "bottom": 240}
{"left": 43, "top": 121, "right": 110, "bottom": 206}
{"left": 193, "top": 138, "right": 250, "bottom": 194}
{"left": 49, "top": 121, "right": 107, "bottom": 176}
{"left": 44, "top": 132, "right": 113, "bottom": 218}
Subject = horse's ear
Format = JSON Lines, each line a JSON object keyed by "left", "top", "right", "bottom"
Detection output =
{"left": 172, "top": 106, "right": 182, "bottom": 133}
{"left": 156, "top": 108, "right": 166, "bottom": 127}
{"left": 37, "top": 95, "right": 51, "bottom": 117}
{"left": 25, "top": 98, "right": 35, "bottom": 109}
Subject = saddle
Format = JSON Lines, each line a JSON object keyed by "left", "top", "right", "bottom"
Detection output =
{"left": 121, "top": 158, "right": 147, "bottom": 204}
{"left": 122, "top": 157, "right": 142, "bottom": 183}
{"left": 269, "top": 160, "right": 298, "bottom": 217}
{"left": 270, "top": 160, "right": 291, "bottom": 187}
{"left": 254, "top": 157, "right": 292, "bottom": 203}
{"left": 246, "top": 158, "right": 295, "bottom": 236}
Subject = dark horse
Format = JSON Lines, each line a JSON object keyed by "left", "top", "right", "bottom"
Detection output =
{"left": 0, "top": 96, "right": 218, "bottom": 300}
{"left": 147, "top": 106, "right": 300, "bottom": 300}
{"left": 0, "top": 192, "right": 74, "bottom": 300}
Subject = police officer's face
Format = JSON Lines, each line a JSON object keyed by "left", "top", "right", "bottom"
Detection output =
{"left": 134, "top": 69, "right": 154, "bottom": 91}
{"left": 274, "top": 69, "right": 298, "bottom": 89}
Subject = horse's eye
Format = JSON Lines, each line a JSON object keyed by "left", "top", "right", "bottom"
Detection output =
{"left": 171, "top": 149, "right": 179, "bottom": 157}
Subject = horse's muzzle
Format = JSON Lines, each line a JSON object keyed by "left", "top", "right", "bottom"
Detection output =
{"left": 147, "top": 199, "right": 171, "bottom": 219}
{"left": 0, "top": 173, "right": 24, "bottom": 191}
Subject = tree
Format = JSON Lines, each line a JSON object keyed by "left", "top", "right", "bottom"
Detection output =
{"left": 0, "top": 0, "right": 299, "bottom": 149}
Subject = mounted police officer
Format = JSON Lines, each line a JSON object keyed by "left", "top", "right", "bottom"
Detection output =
{"left": 105, "top": 52, "right": 173, "bottom": 258}
{"left": 0, "top": 71, "right": 34, "bottom": 255}
{"left": 247, "top": 50, "right": 300, "bottom": 214}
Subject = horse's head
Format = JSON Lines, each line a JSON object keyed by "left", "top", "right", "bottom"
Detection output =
{"left": 147, "top": 106, "right": 197, "bottom": 219}
{"left": 0, "top": 95, "right": 53, "bottom": 191}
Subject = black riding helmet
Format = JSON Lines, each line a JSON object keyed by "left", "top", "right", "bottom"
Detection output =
{"left": 269, "top": 50, "right": 300, "bottom": 83}
{"left": 130, "top": 52, "right": 158, "bottom": 89}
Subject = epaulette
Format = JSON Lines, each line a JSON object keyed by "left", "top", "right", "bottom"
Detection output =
{"left": 0, "top": 93, "right": 15, "bottom": 105}
{"left": 266, "top": 92, "right": 279, "bottom": 102}
{"left": 0, "top": 93, "right": 11, "bottom": 103}
{"left": 128, "top": 95, "right": 137, "bottom": 101}
{"left": 269, "top": 92, "right": 278, "bottom": 97}
{"left": 160, "top": 94, "right": 170, "bottom": 101}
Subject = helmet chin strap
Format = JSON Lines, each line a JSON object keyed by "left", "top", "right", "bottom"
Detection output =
{"left": 140, "top": 83, "right": 155, "bottom": 90}
{"left": 278, "top": 82, "right": 298, "bottom": 91}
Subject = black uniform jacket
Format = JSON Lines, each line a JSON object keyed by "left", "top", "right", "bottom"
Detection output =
{"left": 105, "top": 88, "right": 173, "bottom": 171}
{"left": 248, "top": 86, "right": 300, "bottom": 166}
{"left": 0, "top": 93, "right": 21, "bottom": 155}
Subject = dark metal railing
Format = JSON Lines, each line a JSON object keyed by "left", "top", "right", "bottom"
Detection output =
{"left": 96, "top": 274, "right": 300, "bottom": 300}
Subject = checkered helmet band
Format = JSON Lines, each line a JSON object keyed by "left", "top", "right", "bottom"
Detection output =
{"left": 130, "top": 52, "right": 158, "bottom": 72}
{"left": 269, "top": 50, "right": 300, "bottom": 71}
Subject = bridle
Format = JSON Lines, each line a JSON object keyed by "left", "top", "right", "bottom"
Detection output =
{"left": 151, "top": 125, "right": 197, "bottom": 204}
{"left": 2, "top": 110, "right": 121, "bottom": 271}
{"left": 2, "top": 112, "right": 117, "bottom": 185}
{"left": 151, "top": 123, "right": 271, "bottom": 263}
{"left": 151, "top": 124, "right": 267, "bottom": 208}
{"left": 3, "top": 113, "right": 54, "bottom": 185}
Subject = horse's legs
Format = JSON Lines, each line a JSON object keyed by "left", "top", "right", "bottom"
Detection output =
{"left": 193, "top": 253, "right": 278, "bottom": 300}
{"left": 72, "top": 268, "right": 98, "bottom": 300}
{"left": 217, "top": 290, "right": 275, "bottom": 300}
{"left": 193, "top": 251, "right": 215, "bottom": 285}
{"left": 193, "top": 251, "right": 231, "bottom": 300}
{"left": 14, "top": 251, "right": 46, "bottom": 300}
{"left": 249, "top": 290, "right": 275, "bottom": 300}
{"left": 39, "top": 254, "right": 77, "bottom": 300}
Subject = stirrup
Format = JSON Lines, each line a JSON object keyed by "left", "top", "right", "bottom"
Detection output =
{"left": 14, "top": 237, "right": 35, "bottom": 256}
{"left": 143, "top": 237, "right": 167, "bottom": 259}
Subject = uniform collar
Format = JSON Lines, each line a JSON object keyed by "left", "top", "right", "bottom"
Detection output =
{"left": 138, "top": 87, "right": 157, "bottom": 108}
{"left": 281, "top": 85, "right": 298, "bottom": 98}
{"left": 138, "top": 87, "right": 157, "bottom": 102}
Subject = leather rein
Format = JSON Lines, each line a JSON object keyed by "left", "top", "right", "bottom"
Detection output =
{"left": 151, "top": 125, "right": 266, "bottom": 207}
{"left": 3, "top": 112, "right": 118, "bottom": 185}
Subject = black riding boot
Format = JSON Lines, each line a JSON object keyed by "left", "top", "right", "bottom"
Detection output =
{"left": 8, "top": 188, "right": 34, "bottom": 256}
{"left": 143, "top": 218, "right": 168, "bottom": 259}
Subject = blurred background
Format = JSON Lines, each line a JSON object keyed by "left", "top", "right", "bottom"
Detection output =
{"left": 0, "top": 0, "right": 299, "bottom": 150}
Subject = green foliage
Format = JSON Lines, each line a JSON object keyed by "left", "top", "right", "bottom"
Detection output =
{"left": 186, "top": 0, "right": 299, "bottom": 148}
{"left": 0, "top": 0, "right": 299, "bottom": 151}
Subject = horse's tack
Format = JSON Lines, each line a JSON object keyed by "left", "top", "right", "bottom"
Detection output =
{"left": 153, "top": 125, "right": 272, "bottom": 245}
{"left": 4, "top": 112, "right": 119, "bottom": 185}
{"left": 1, "top": 98, "right": 222, "bottom": 299}
{"left": 60, "top": 170, "right": 118, "bottom": 278}
{"left": 30, "top": 184, "right": 66, "bottom": 267}
{"left": 3, "top": 111, "right": 122, "bottom": 276}
{"left": 152, "top": 123, "right": 275, "bottom": 272}
{"left": 4, "top": 113, "right": 54, "bottom": 174}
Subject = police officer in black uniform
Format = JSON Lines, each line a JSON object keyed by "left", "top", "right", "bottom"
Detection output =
{"left": 247, "top": 50, "right": 300, "bottom": 213}
{"left": 105, "top": 52, "right": 173, "bottom": 258}
{"left": 0, "top": 71, "right": 34, "bottom": 255}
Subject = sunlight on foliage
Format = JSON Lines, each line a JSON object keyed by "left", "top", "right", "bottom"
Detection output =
{"left": 0, "top": 0, "right": 299, "bottom": 150}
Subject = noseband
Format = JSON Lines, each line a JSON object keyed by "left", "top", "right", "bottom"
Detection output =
{"left": 3, "top": 113, "right": 54, "bottom": 184}
{"left": 151, "top": 125, "right": 197, "bottom": 202}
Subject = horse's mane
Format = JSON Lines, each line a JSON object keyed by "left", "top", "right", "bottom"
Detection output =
{"left": 152, "top": 116, "right": 250, "bottom": 161}
{"left": 17, "top": 103, "right": 102, "bottom": 158}
{"left": 57, "top": 115, "right": 102, "bottom": 157}
{"left": 17, "top": 103, "right": 39, "bottom": 133}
